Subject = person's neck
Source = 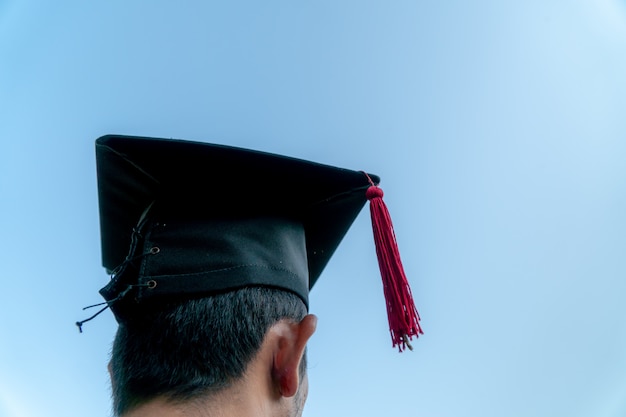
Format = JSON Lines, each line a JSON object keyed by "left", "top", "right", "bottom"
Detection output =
{"left": 122, "top": 373, "right": 284, "bottom": 417}
{"left": 123, "top": 394, "right": 273, "bottom": 417}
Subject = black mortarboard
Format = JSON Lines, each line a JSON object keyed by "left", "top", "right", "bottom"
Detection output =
{"left": 81, "top": 134, "right": 422, "bottom": 351}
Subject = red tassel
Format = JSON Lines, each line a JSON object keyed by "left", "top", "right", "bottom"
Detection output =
{"left": 364, "top": 175, "right": 423, "bottom": 352}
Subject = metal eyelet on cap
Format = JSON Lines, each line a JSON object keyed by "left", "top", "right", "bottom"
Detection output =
{"left": 147, "top": 280, "right": 157, "bottom": 289}
{"left": 150, "top": 246, "right": 160, "bottom": 254}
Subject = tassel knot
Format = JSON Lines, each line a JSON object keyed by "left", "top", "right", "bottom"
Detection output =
{"left": 366, "top": 185, "right": 384, "bottom": 200}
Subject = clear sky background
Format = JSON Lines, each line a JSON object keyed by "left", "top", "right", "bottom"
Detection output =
{"left": 1, "top": 1, "right": 626, "bottom": 416}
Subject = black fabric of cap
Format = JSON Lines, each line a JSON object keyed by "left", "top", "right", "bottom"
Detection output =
{"left": 95, "top": 134, "right": 379, "bottom": 321}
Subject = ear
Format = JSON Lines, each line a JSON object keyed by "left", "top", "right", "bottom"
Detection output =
{"left": 108, "top": 360, "right": 117, "bottom": 394}
{"left": 271, "top": 314, "right": 317, "bottom": 398}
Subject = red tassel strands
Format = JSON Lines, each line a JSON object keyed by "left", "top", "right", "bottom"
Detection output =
{"left": 363, "top": 173, "right": 423, "bottom": 352}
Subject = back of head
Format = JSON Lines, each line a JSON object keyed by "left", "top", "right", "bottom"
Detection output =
{"left": 84, "top": 135, "right": 417, "bottom": 415}
{"left": 110, "top": 287, "right": 307, "bottom": 416}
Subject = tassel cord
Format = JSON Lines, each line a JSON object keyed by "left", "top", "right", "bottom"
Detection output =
{"left": 363, "top": 175, "right": 422, "bottom": 352}
{"left": 75, "top": 247, "right": 158, "bottom": 333}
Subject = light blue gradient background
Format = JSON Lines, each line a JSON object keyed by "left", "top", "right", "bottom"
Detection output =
{"left": 1, "top": 1, "right": 625, "bottom": 416}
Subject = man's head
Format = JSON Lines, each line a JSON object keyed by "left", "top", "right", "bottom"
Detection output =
{"left": 89, "top": 134, "right": 388, "bottom": 415}
{"left": 109, "top": 286, "right": 316, "bottom": 416}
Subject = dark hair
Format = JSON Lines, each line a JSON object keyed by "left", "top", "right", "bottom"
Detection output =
{"left": 109, "top": 287, "right": 308, "bottom": 416}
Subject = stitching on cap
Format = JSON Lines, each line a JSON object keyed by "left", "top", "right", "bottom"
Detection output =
{"left": 147, "top": 263, "right": 303, "bottom": 280}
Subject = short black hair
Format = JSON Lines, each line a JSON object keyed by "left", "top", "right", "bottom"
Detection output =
{"left": 109, "top": 287, "right": 308, "bottom": 416}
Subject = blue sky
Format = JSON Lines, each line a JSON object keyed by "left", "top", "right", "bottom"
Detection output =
{"left": 1, "top": 1, "right": 626, "bottom": 416}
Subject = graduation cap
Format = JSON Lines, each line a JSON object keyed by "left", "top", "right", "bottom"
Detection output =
{"left": 78, "top": 134, "right": 422, "bottom": 351}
